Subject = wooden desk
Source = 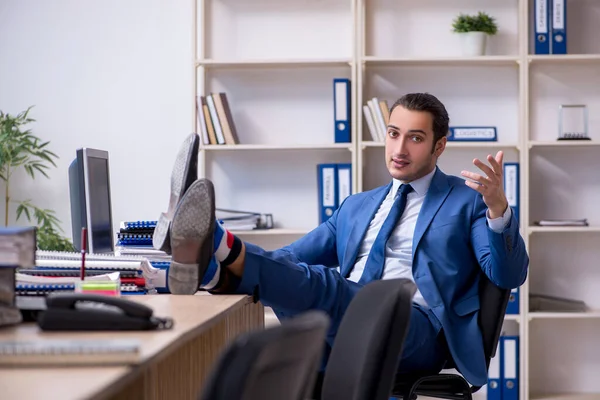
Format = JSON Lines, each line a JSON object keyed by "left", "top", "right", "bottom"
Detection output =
{"left": 0, "top": 293, "right": 265, "bottom": 400}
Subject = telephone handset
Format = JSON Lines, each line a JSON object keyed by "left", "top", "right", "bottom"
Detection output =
{"left": 37, "top": 293, "right": 174, "bottom": 331}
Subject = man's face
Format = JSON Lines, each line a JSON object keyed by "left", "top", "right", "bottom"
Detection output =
{"left": 384, "top": 106, "right": 446, "bottom": 182}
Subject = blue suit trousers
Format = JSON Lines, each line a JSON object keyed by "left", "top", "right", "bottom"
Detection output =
{"left": 236, "top": 242, "right": 449, "bottom": 375}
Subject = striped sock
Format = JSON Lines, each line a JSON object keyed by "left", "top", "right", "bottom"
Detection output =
{"left": 199, "top": 256, "right": 221, "bottom": 291}
{"left": 214, "top": 220, "right": 242, "bottom": 267}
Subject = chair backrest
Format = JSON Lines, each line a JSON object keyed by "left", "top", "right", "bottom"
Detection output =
{"left": 321, "top": 278, "right": 416, "bottom": 400}
{"left": 199, "top": 310, "right": 330, "bottom": 400}
{"left": 477, "top": 274, "right": 511, "bottom": 370}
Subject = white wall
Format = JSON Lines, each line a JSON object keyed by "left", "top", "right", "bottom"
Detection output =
{"left": 0, "top": 0, "right": 193, "bottom": 240}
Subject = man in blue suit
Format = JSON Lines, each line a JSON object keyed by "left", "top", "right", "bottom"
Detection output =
{"left": 163, "top": 93, "right": 529, "bottom": 388}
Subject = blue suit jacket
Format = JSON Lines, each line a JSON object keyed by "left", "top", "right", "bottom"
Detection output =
{"left": 283, "top": 167, "right": 529, "bottom": 386}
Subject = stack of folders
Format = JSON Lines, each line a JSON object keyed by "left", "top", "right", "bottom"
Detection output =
{"left": 114, "top": 219, "right": 180, "bottom": 294}
{"left": 196, "top": 92, "right": 240, "bottom": 145}
{"left": 215, "top": 209, "right": 274, "bottom": 231}
{"left": 115, "top": 220, "right": 171, "bottom": 265}
{"left": 487, "top": 335, "right": 520, "bottom": 400}
{"left": 0, "top": 226, "right": 37, "bottom": 326}
{"left": 217, "top": 210, "right": 260, "bottom": 231}
{"left": 115, "top": 220, "right": 171, "bottom": 261}
{"left": 116, "top": 220, "right": 156, "bottom": 247}
{"left": 317, "top": 163, "right": 352, "bottom": 224}
{"left": 0, "top": 226, "right": 36, "bottom": 269}
{"left": 529, "top": 293, "right": 588, "bottom": 312}
{"left": 362, "top": 97, "right": 390, "bottom": 142}
{"left": 16, "top": 251, "right": 152, "bottom": 299}
{"left": 534, "top": 218, "right": 588, "bottom": 227}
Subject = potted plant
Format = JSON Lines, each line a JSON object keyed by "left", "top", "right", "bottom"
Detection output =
{"left": 0, "top": 106, "right": 74, "bottom": 252}
{"left": 452, "top": 11, "right": 498, "bottom": 56}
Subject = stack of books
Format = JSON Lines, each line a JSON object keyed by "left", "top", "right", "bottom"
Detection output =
{"left": 362, "top": 97, "right": 390, "bottom": 142}
{"left": 116, "top": 220, "right": 156, "bottom": 247}
{"left": 17, "top": 250, "right": 150, "bottom": 297}
{"left": 196, "top": 92, "right": 240, "bottom": 145}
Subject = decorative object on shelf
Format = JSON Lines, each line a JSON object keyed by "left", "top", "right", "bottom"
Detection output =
{"left": 447, "top": 126, "right": 497, "bottom": 142}
{"left": 0, "top": 106, "right": 74, "bottom": 251}
{"left": 558, "top": 104, "right": 590, "bottom": 141}
{"left": 451, "top": 11, "right": 498, "bottom": 56}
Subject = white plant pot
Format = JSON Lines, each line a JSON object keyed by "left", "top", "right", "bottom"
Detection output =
{"left": 458, "top": 31, "right": 488, "bottom": 56}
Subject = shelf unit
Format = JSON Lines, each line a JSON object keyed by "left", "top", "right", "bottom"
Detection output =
{"left": 193, "top": 0, "right": 600, "bottom": 398}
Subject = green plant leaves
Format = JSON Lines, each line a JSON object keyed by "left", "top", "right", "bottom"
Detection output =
{"left": 452, "top": 11, "right": 498, "bottom": 35}
{"left": 1, "top": 105, "right": 74, "bottom": 251}
{"left": 0, "top": 106, "right": 59, "bottom": 182}
{"left": 36, "top": 225, "right": 75, "bottom": 252}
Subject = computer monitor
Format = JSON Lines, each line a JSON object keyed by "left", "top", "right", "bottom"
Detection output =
{"left": 68, "top": 148, "right": 114, "bottom": 254}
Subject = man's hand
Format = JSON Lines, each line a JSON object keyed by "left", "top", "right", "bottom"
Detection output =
{"left": 461, "top": 151, "right": 509, "bottom": 219}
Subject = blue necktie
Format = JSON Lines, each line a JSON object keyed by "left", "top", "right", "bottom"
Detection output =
{"left": 358, "top": 183, "right": 413, "bottom": 284}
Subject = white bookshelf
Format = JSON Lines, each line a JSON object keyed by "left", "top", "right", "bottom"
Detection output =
{"left": 194, "top": 0, "right": 357, "bottom": 232}
{"left": 194, "top": 0, "right": 600, "bottom": 398}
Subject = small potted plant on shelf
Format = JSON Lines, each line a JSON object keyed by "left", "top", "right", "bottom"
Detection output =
{"left": 451, "top": 11, "right": 498, "bottom": 56}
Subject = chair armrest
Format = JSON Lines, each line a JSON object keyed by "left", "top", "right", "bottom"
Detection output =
{"left": 392, "top": 373, "right": 472, "bottom": 400}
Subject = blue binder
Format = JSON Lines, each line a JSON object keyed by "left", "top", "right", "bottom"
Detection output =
{"left": 487, "top": 341, "right": 502, "bottom": 400}
{"left": 317, "top": 163, "right": 339, "bottom": 224}
{"left": 333, "top": 78, "right": 351, "bottom": 143}
{"left": 501, "top": 335, "right": 519, "bottom": 400}
{"left": 503, "top": 163, "right": 519, "bottom": 223}
{"left": 551, "top": 0, "right": 567, "bottom": 54}
{"left": 534, "top": 0, "right": 551, "bottom": 54}
{"left": 506, "top": 287, "right": 520, "bottom": 314}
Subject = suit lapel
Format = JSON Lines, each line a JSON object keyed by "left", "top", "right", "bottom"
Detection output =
{"left": 412, "top": 167, "right": 452, "bottom": 258}
{"left": 340, "top": 182, "right": 391, "bottom": 278}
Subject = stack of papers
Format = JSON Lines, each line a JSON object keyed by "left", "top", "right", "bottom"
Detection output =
{"left": 534, "top": 218, "right": 588, "bottom": 227}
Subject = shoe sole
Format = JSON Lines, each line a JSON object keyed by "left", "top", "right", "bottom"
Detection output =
{"left": 153, "top": 133, "right": 199, "bottom": 254}
{"left": 168, "top": 179, "right": 215, "bottom": 295}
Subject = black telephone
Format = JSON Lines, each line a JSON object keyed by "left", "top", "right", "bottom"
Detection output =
{"left": 36, "top": 293, "right": 174, "bottom": 331}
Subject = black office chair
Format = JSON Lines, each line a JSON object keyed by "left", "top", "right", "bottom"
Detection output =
{"left": 198, "top": 310, "right": 330, "bottom": 400}
{"left": 314, "top": 278, "right": 417, "bottom": 400}
{"left": 391, "top": 273, "right": 511, "bottom": 400}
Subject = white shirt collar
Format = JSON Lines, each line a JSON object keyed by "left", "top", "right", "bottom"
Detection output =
{"left": 391, "top": 166, "right": 436, "bottom": 197}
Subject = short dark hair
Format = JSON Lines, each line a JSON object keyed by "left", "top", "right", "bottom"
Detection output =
{"left": 389, "top": 93, "right": 450, "bottom": 152}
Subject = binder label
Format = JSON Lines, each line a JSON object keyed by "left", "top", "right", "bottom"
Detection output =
{"left": 504, "top": 339, "right": 517, "bottom": 379}
{"left": 504, "top": 165, "right": 518, "bottom": 207}
{"left": 448, "top": 126, "right": 497, "bottom": 141}
{"left": 334, "top": 81, "right": 348, "bottom": 121}
{"left": 323, "top": 167, "right": 335, "bottom": 208}
{"left": 338, "top": 168, "right": 351, "bottom": 203}
{"left": 536, "top": 0, "right": 548, "bottom": 33}
{"left": 452, "top": 128, "right": 495, "bottom": 139}
{"left": 553, "top": 0, "right": 564, "bottom": 29}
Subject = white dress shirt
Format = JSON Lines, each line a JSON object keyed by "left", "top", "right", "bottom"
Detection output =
{"left": 347, "top": 168, "right": 512, "bottom": 307}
